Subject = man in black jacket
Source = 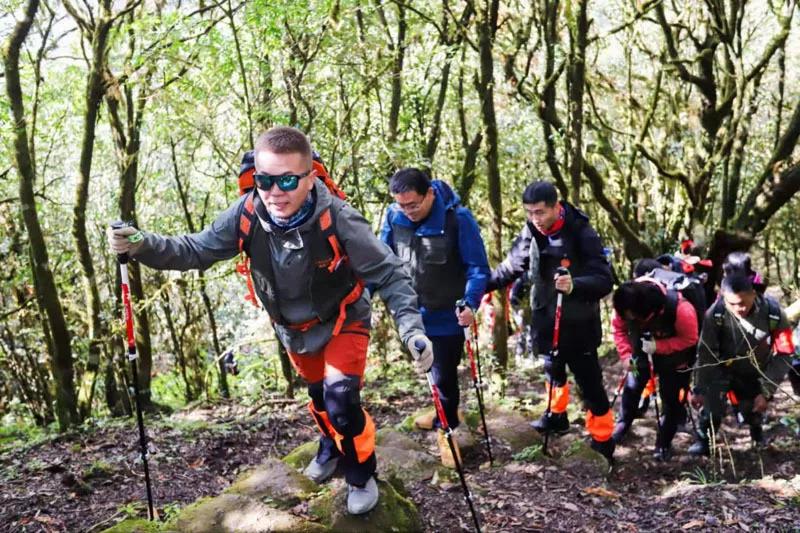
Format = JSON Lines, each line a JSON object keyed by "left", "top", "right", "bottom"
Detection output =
{"left": 488, "top": 181, "right": 616, "bottom": 460}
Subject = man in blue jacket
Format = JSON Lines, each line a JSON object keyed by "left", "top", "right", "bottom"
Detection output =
{"left": 381, "top": 168, "right": 490, "bottom": 467}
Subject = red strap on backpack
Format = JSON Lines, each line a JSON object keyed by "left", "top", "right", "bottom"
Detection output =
{"left": 237, "top": 194, "right": 258, "bottom": 307}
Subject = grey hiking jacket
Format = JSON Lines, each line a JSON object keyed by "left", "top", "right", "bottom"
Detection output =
{"left": 131, "top": 180, "right": 425, "bottom": 354}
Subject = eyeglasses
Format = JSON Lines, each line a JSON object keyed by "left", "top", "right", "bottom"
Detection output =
{"left": 397, "top": 199, "right": 424, "bottom": 212}
{"left": 254, "top": 169, "right": 313, "bottom": 192}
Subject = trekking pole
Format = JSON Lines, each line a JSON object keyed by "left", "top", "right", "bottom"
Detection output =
{"left": 609, "top": 370, "right": 628, "bottom": 409}
{"left": 111, "top": 221, "right": 155, "bottom": 520}
{"left": 419, "top": 341, "right": 481, "bottom": 533}
{"left": 683, "top": 389, "right": 699, "bottom": 436}
{"left": 543, "top": 266, "right": 569, "bottom": 456}
{"left": 643, "top": 331, "right": 662, "bottom": 448}
{"left": 456, "top": 300, "right": 493, "bottom": 466}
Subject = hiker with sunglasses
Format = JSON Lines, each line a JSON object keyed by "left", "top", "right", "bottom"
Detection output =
{"left": 107, "top": 126, "right": 432, "bottom": 515}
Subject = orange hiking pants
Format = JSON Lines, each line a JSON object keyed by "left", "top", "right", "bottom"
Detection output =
{"left": 288, "top": 321, "right": 376, "bottom": 486}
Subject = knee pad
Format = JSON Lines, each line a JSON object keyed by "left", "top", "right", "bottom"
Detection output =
{"left": 323, "top": 375, "right": 364, "bottom": 438}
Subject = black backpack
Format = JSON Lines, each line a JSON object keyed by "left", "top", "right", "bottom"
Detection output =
{"left": 711, "top": 295, "right": 781, "bottom": 332}
{"left": 640, "top": 268, "right": 707, "bottom": 327}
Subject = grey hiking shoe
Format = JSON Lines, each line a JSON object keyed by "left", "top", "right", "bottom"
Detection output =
{"left": 347, "top": 476, "right": 379, "bottom": 515}
{"left": 303, "top": 456, "right": 339, "bottom": 484}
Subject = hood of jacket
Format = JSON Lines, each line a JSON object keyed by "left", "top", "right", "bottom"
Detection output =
{"left": 388, "top": 179, "right": 461, "bottom": 236}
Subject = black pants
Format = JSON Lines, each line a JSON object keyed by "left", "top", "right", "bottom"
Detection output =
{"left": 543, "top": 348, "right": 610, "bottom": 418}
{"left": 430, "top": 334, "right": 465, "bottom": 429}
{"left": 618, "top": 356, "right": 691, "bottom": 449}
{"left": 789, "top": 358, "right": 800, "bottom": 396}
{"left": 699, "top": 372, "right": 763, "bottom": 436}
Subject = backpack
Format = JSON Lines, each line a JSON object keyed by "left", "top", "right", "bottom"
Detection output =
{"left": 235, "top": 149, "right": 349, "bottom": 308}
{"left": 711, "top": 295, "right": 781, "bottom": 332}
{"left": 640, "top": 268, "right": 707, "bottom": 327}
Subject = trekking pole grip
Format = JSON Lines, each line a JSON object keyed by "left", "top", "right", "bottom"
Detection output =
{"left": 110, "top": 220, "right": 131, "bottom": 264}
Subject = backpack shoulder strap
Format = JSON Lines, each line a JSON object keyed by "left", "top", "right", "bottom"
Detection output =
{"left": 238, "top": 190, "right": 258, "bottom": 255}
{"left": 765, "top": 296, "right": 781, "bottom": 332}
{"left": 318, "top": 202, "right": 348, "bottom": 272}
{"left": 663, "top": 289, "right": 679, "bottom": 326}
{"left": 712, "top": 297, "right": 725, "bottom": 327}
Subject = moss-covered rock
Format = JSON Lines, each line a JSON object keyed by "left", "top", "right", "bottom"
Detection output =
{"left": 226, "top": 458, "right": 320, "bottom": 507}
{"left": 375, "top": 428, "right": 438, "bottom": 485}
{"left": 281, "top": 440, "right": 317, "bottom": 470}
{"left": 485, "top": 407, "right": 542, "bottom": 453}
{"left": 172, "top": 493, "right": 324, "bottom": 533}
{"left": 100, "top": 518, "right": 163, "bottom": 533}
{"left": 308, "top": 478, "right": 422, "bottom": 532}
{"left": 376, "top": 427, "right": 419, "bottom": 448}
{"left": 560, "top": 439, "right": 609, "bottom": 477}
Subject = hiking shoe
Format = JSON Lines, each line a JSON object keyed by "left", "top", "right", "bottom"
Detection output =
{"left": 531, "top": 412, "right": 570, "bottom": 435}
{"left": 653, "top": 446, "right": 673, "bottom": 462}
{"left": 437, "top": 429, "right": 462, "bottom": 469}
{"left": 303, "top": 456, "right": 339, "bottom": 484}
{"left": 611, "top": 420, "right": 631, "bottom": 444}
{"left": 347, "top": 477, "right": 379, "bottom": 515}
{"left": 688, "top": 439, "right": 710, "bottom": 457}
{"left": 590, "top": 438, "right": 615, "bottom": 463}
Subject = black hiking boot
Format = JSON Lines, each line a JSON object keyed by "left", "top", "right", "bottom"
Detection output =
{"left": 652, "top": 446, "right": 673, "bottom": 462}
{"left": 611, "top": 420, "right": 631, "bottom": 444}
{"left": 531, "top": 412, "right": 570, "bottom": 435}
{"left": 590, "top": 438, "right": 615, "bottom": 464}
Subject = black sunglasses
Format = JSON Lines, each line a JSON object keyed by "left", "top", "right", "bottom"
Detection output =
{"left": 253, "top": 169, "right": 313, "bottom": 192}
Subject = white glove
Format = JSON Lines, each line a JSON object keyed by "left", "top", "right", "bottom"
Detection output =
{"left": 407, "top": 334, "right": 434, "bottom": 374}
{"left": 641, "top": 337, "right": 656, "bottom": 356}
{"left": 106, "top": 225, "right": 144, "bottom": 255}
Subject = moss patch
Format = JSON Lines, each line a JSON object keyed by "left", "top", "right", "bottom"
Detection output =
{"left": 281, "top": 440, "right": 317, "bottom": 470}
{"left": 396, "top": 407, "right": 434, "bottom": 433}
{"left": 173, "top": 493, "right": 323, "bottom": 533}
{"left": 226, "top": 458, "right": 320, "bottom": 508}
{"left": 308, "top": 479, "right": 422, "bottom": 532}
{"left": 100, "top": 518, "right": 163, "bottom": 533}
{"left": 560, "top": 439, "right": 609, "bottom": 477}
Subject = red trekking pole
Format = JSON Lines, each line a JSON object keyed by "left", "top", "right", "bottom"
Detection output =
{"left": 111, "top": 221, "right": 155, "bottom": 520}
{"left": 543, "top": 266, "right": 569, "bottom": 456}
{"left": 609, "top": 370, "right": 628, "bottom": 409}
{"left": 456, "top": 300, "right": 493, "bottom": 465}
{"left": 419, "top": 341, "right": 481, "bottom": 532}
